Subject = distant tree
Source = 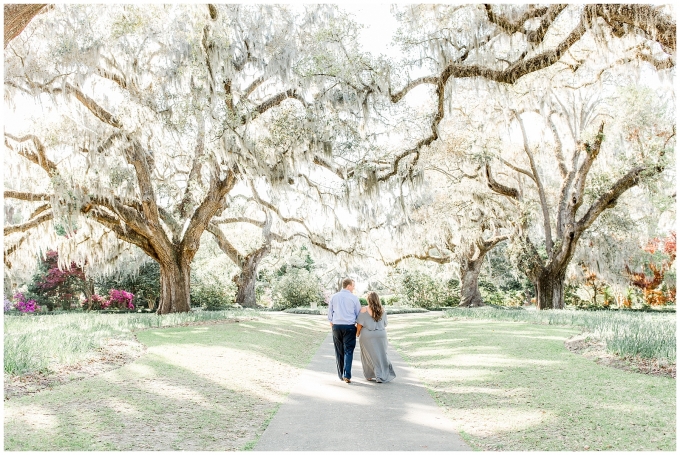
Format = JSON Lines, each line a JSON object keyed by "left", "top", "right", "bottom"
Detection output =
{"left": 485, "top": 82, "right": 674, "bottom": 309}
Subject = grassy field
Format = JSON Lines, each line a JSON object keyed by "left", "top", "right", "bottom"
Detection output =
{"left": 444, "top": 307, "right": 676, "bottom": 362}
{"left": 4, "top": 314, "right": 328, "bottom": 450}
{"left": 387, "top": 313, "right": 676, "bottom": 451}
{"left": 3, "top": 309, "right": 260, "bottom": 375}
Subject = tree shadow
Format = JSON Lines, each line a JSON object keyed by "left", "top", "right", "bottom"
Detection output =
{"left": 386, "top": 315, "right": 676, "bottom": 451}
{"left": 4, "top": 317, "right": 329, "bottom": 451}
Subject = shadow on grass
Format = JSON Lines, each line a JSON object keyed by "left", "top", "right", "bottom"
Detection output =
{"left": 4, "top": 317, "right": 329, "bottom": 451}
{"left": 387, "top": 315, "right": 676, "bottom": 451}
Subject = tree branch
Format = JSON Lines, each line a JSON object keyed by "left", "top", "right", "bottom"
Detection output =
{"left": 180, "top": 169, "right": 237, "bottom": 261}
{"left": 177, "top": 115, "right": 205, "bottom": 219}
{"left": 594, "top": 4, "right": 675, "bottom": 55}
{"left": 483, "top": 4, "right": 552, "bottom": 37}
{"left": 5, "top": 133, "right": 58, "bottom": 175}
{"left": 213, "top": 216, "right": 265, "bottom": 228}
{"left": 515, "top": 111, "right": 552, "bottom": 254}
{"left": 242, "top": 89, "right": 307, "bottom": 124}
{"left": 206, "top": 222, "right": 244, "bottom": 266}
{"left": 381, "top": 247, "right": 452, "bottom": 267}
{"left": 572, "top": 122, "right": 605, "bottom": 212}
{"left": 4, "top": 190, "right": 51, "bottom": 202}
{"left": 485, "top": 164, "right": 519, "bottom": 199}
{"left": 4, "top": 4, "right": 48, "bottom": 48}
{"left": 82, "top": 204, "right": 159, "bottom": 260}
{"left": 500, "top": 157, "right": 535, "bottom": 182}
{"left": 576, "top": 165, "right": 663, "bottom": 234}
{"left": 4, "top": 211, "right": 53, "bottom": 236}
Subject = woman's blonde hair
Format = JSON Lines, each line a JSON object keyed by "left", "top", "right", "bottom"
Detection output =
{"left": 367, "top": 291, "right": 383, "bottom": 322}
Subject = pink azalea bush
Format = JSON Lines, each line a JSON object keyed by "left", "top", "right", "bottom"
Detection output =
{"left": 12, "top": 293, "right": 40, "bottom": 313}
{"left": 82, "top": 293, "right": 107, "bottom": 310}
{"left": 81, "top": 290, "right": 135, "bottom": 311}
{"left": 107, "top": 289, "right": 135, "bottom": 310}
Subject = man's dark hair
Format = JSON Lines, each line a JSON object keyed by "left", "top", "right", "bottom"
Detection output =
{"left": 342, "top": 278, "right": 354, "bottom": 288}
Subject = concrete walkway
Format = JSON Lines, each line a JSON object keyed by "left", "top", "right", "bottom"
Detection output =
{"left": 255, "top": 330, "right": 471, "bottom": 451}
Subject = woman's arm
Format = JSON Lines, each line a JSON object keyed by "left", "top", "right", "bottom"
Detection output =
{"left": 356, "top": 323, "right": 362, "bottom": 337}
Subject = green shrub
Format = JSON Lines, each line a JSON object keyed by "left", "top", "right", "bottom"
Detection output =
{"left": 272, "top": 268, "right": 322, "bottom": 310}
{"left": 359, "top": 297, "right": 368, "bottom": 306}
{"left": 283, "top": 307, "right": 321, "bottom": 315}
{"left": 384, "top": 307, "right": 429, "bottom": 314}
{"left": 383, "top": 295, "right": 401, "bottom": 306}
{"left": 400, "top": 270, "right": 459, "bottom": 309}
{"left": 191, "top": 282, "right": 235, "bottom": 311}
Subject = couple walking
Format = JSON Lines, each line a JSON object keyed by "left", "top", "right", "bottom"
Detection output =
{"left": 328, "top": 278, "right": 396, "bottom": 383}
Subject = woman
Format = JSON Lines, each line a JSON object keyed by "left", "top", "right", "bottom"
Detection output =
{"left": 356, "top": 291, "right": 396, "bottom": 383}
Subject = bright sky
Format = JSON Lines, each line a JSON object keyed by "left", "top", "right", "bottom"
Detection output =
{"left": 344, "top": 4, "right": 400, "bottom": 59}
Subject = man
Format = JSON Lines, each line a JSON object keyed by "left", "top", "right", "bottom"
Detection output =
{"left": 328, "top": 277, "right": 361, "bottom": 383}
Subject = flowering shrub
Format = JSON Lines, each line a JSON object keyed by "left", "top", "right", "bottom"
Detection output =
{"left": 107, "top": 289, "right": 135, "bottom": 310}
{"left": 95, "top": 261, "right": 160, "bottom": 310}
{"left": 12, "top": 293, "right": 40, "bottom": 313}
{"left": 82, "top": 294, "right": 107, "bottom": 311}
{"left": 624, "top": 231, "right": 676, "bottom": 306}
{"left": 4, "top": 298, "right": 13, "bottom": 313}
{"left": 81, "top": 290, "right": 134, "bottom": 310}
{"left": 27, "top": 250, "right": 88, "bottom": 310}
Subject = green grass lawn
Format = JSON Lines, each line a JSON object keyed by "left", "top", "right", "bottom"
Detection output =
{"left": 4, "top": 309, "right": 263, "bottom": 375}
{"left": 4, "top": 315, "right": 328, "bottom": 451}
{"left": 387, "top": 314, "right": 676, "bottom": 451}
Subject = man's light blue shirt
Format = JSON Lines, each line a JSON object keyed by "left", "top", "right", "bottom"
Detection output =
{"left": 328, "top": 289, "right": 361, "bottom": 325}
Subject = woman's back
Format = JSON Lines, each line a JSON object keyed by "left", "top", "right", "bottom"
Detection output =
{"left": 357, "top": 309, "right": 387, "bottom": 331}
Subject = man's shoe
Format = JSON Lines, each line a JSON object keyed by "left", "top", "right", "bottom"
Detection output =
{"left": 343, "top": 377, "right": 351, "bottom": 383}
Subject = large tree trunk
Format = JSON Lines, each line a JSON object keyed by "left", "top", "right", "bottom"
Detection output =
{"left": 459, "top": 256, "right": 484, "bottom": 307}
{"left": 157, "top": 257, "right": 191, "bottom": 314}
{"left": 234, "top": 241, "right": 272, "bottom": 308}
{"left": 535, "top": 269, "right": 566, "bottom": 310}
{"left": 234, "top": 261, "right": 259, "bottom": 308}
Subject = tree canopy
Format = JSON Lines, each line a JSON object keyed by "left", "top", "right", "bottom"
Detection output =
{"left": 4, "top": 4, "right": 675, "bottom": 312}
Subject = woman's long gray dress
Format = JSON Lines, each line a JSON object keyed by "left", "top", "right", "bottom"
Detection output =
{"left": 357, "top": 310, "right": 396, "bottom": 383}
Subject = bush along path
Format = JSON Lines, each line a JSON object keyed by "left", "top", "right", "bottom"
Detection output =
{"left": 387, "top": 313, "right": 676, "bottom": 451}
{"left": 4, "top": 314, "right": 328, "bottom": 451}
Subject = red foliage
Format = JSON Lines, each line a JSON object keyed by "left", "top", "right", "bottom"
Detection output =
{"left": 34, "top": 250, "right": 87, "bottom": 308}
{"left": 625, "top": 231, "right": 676, "bottom": 306}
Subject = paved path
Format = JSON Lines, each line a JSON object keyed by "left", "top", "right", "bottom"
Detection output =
{"left": 255, "top": 330, "right": 471, "bottom": 451}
